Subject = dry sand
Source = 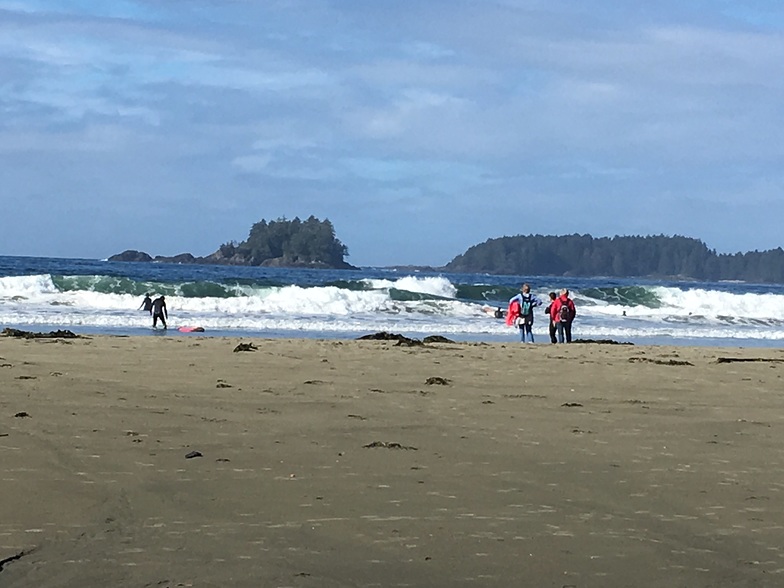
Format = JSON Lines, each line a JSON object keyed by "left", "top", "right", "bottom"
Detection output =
{"left": 1, "top": 334, "right": 784, "bottom": 587}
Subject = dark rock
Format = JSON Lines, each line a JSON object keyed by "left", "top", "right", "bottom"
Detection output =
{"left": 423, "top": 335, "right": 455, "bottom": 344}
{"left": 108, "top": 249, "right": 357, "bottom": 270}
{"left": 357, "top": 332, "right": 407, "bottom": 341}
{"left": 259, "top": 256, "right": 356, "bottom": 270}
{"left": 2, "top": 328, "right": 79, "bottom": 339}
{"left": 185, "top": 451, "right": 203, "bottom": 459}
{"left": 358, "top": 332, "right": 454, "bottom": 346}
{"left": 154, "top": 253, "right": 197, "bottom": 264}
{"left": 108, "top": 249, "right": 153, "bottom": 262}
{"left": 357, "top": 332, "right": 422, "bottom": 346}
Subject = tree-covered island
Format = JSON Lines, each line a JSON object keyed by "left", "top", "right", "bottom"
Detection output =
{"left": 444, "top": 234, "right": 784, "bottom": 283}
{"left": 109, "top": 216, "right": 356, "bottom": 269}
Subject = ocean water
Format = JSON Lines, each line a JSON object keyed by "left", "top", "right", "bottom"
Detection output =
{"left": 1, "top": 255, "right": 783, "bottom": 348}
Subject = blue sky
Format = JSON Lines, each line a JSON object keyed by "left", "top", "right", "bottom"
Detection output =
{"left": 2, "top": 0, "right": 783, "bottom": 267}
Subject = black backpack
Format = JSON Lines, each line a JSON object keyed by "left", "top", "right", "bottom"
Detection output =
{"left": 558, "top": 300, "right": 571, "bottom": 322}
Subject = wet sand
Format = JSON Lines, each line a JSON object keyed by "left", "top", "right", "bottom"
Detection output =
{"left": 1, "top": 334, "right": 784, "bottom": 587}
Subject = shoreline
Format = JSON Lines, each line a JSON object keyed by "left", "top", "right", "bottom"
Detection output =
{"left": 2, "top": 335, "right": 784, "bottom": 586}
{"left": 3, "top": 322, "right": 783, "bottom": 349}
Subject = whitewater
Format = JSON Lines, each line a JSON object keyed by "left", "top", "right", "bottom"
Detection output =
{"left": 1, "top": 256, "right": 783, "bottom": 347}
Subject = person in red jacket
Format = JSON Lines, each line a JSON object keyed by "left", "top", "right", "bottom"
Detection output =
{"left": 550, "top": 288, "right": 576, "bottom": 343}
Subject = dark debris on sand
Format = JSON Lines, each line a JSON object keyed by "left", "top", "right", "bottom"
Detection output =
{"left": 425, "top": 376, "right": 451, "bottom": 386}
{"left": 233, "top": 342, "right": 258, "bottom": 352}
{"left": 629, "top": 357, "right": 694, "bottom": 366}
{"left": 0, "top": 549, "right": 35, "bottom": 573}
{"left": 423, "top": 335, "right": 455, "bottom": 344}
{"left": 363, "top": 441, "right": 418, "bottom": 450}
{"left": 2, "top": 328, "right": 80, "bottom": 339}
{"left": 357, "top": 332, "right": 455, "bottom": 346}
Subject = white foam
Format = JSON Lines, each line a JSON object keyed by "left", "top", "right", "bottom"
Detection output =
{"left": 364, "top": 275, "right": 458, "bottom": 298}
{"left": 0, "top": 274, "right": 59, "bottom": 298}
{"left": 2, "top": 273, "right": 784, "bottom": 344}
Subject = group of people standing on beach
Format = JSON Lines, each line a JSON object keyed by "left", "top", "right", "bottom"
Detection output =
{"left": 507, "top": 284, "right": 576, "bottom": 344}
{"left": 139, "top": 293, "right": 168, "bottom": 329}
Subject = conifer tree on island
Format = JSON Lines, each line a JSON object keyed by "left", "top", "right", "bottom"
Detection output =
{"left": 444, "top": 234, "right": 784, "bottom": 283}
{"left": 109, "top": 216, "right": 356, "bottom": 269}
{"left": 209, "top": 216, "right": 352, "bottom": 268}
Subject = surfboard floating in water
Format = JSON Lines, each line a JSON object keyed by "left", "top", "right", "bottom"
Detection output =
{"left": 177, "top": 326, "right": 205, "bottom": 333}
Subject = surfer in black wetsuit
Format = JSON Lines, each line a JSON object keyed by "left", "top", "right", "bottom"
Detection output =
{"left": 139, "top": 293, "right": 153, "bottom": 314}
{"left": 151, "top": 296, "right": 168, "bottom": 329}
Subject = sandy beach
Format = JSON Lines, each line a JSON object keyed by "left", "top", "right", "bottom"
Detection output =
{"left": 1, "top": 334, "right": 784, "bottom": 587}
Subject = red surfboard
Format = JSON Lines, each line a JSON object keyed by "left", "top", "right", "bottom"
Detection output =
{"left": 177, "top": 326, "right": 205, "bottom": 333}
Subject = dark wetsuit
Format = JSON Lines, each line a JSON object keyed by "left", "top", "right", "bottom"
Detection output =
{"left": 140, "top": 296, "right": 152, "bottom": 314}
{"left": 544, "top": 304, "right": 557, "bottom": 344}
{"left": 151, "top": 297, "right": 167, "bottom": 328}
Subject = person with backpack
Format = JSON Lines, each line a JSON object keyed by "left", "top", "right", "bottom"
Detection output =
{"left": 550, "top": 288, "right": 576, "bottom": 343}
{"left": 509, "top": 283, "right": 543, "bottom": 343}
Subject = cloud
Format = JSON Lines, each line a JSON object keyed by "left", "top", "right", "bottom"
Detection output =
{"left": 2, "top": 0, "right": 784, "bottom": 263}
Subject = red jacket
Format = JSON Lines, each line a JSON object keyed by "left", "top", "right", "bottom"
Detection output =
{"left": 550, "top": 295, "right": 576, "bottom": 323}
{"left": 505, "top": 300, "right": 521, "bottom": 327}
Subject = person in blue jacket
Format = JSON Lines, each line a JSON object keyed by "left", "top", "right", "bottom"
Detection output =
{"left": 509, "top": 283, "right": 543, "bottom": 343}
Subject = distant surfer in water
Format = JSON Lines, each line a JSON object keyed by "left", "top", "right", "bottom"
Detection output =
{"left": 139, "top": 293, "right": 153, "bottom": 314}
{"left": 151, "top": 296, "right": 168, "bottom": 329}
{"left": 482, "top": 306, "right": 506, "bottom": 319}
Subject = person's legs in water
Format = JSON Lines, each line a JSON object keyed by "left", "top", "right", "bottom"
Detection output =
{"left": 519, "top": 325, "right": 525, "bottom": 342}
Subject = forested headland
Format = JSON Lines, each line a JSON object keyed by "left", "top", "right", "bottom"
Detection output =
{"left": 207, "top": 216, "right": 353, "bottom": 268}
{"left": 443, "top": 234, "right": 784, "bottom": 283}
{"left": 110, "top": 216, "right": 356, "bottom": 269}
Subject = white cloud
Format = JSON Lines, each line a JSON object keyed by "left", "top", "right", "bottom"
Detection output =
{"left": 3, "top": 0, "right": 784, "bottom": 263}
